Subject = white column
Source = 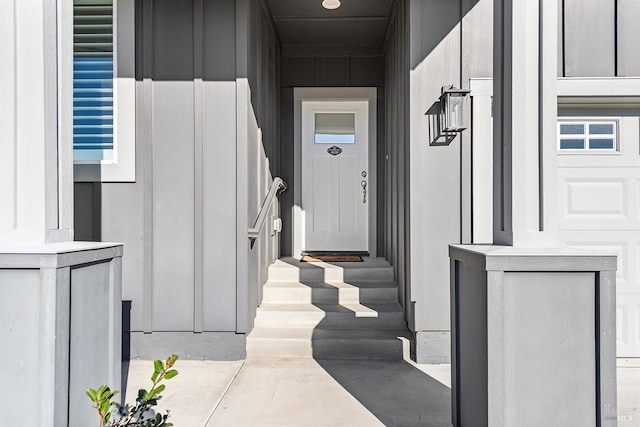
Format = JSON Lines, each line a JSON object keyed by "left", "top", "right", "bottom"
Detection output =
{"left": 0, "top": 0, "right": 74, "bottom": 245}
{"left": 492, "top": 0, "right": 558, "bottom": 247}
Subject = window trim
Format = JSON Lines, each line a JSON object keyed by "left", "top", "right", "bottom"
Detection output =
{"left": 74, "top": 0, "right": 135, "bottom": 182}
{"left": 557, "top": 118, "right": 619, "bottom": 153}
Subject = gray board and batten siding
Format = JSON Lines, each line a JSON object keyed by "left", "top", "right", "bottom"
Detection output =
{"left": 560, "top": 0, "right": 640, "bottom": 77}
{"left": 73, "top": 0, "right": 281, "bottom": 359}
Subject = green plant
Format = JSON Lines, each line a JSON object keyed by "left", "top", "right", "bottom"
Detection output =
{"left": 87, "top": 354, "right": 179, "bottom": 427}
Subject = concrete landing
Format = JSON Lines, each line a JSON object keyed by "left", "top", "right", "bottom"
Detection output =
{"left": 123, "top": 358, "right": 640, "bottom": 426}
{"left": 205, "top": 357, "right": 451, "bottom": 427}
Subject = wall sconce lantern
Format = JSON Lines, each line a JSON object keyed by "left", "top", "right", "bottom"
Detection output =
{"left": 426, "top": 85, "right": 471, "bottom": 145}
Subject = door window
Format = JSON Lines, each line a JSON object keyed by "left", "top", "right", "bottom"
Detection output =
{"left": 314, "top": 113, "right": 356, "bottom": 144}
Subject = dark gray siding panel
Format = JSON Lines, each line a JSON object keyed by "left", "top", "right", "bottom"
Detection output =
{"left": 384, "top": 0, "right": 410, "bottom": 314}
{"left": 279, "top": 88, "right": 294, "bottom": 256}
{"left": 73, "top": 182, "right": 101, "bottom": 242}
{"left": 280, "top": 57, "right": 316, "bottom": 87}
{"left": 203, "top": 0, "right": 236, "bottom": 81}
{"left": 318, "top": 57, "right": 350, "bottom": 86}
{"left": 618, "top": 0, "right": 640, "bottom": 76}
{"left": 280, "top": 56, "right": 384, "bottom": 89}
{"left": 351, "top": 56, "right": 385, "bottom": 87}
{"left": 564, "top": 0, "right": 615, "bottom": 77}
{"left": 153, "top": 0, "right": 194, "bottom": 80}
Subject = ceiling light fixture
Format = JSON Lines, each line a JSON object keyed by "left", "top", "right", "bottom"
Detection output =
{"left": 322, "top": 0, "right": 341, "bottom": 10}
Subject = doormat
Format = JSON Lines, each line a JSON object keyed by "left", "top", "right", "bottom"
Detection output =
{"left": 301, "top": 255, "right": 363, "bottom": 262}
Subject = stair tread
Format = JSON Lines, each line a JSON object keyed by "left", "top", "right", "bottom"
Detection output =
{"left": 249, "top": 326, "right": 410, "bottom": 340}
{"left": 272, "top": 257, "right": 392, "bottom": 269}
{"left": 257, "top": 302, "right": 403, "bottom": 313}
{"left": 263, "top": 280, "right": 398, "bottom": 289}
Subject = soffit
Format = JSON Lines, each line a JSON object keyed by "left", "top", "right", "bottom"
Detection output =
{"left": 267, "top": 0, "right": 394, "bottom": 53}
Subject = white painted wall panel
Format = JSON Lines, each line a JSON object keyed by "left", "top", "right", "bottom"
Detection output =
{"left": 618, "top": 0, "right": 640, "bottom": 76}
{"left": 69, "top": 263, "right": 111, "bottom": 426}
{"left": 152, "top": 82, "right": 195, "bottom": 331}
{"left": 103, "top": 178, "right": 145, "bottom": 329}
{"left": 564, "top": 0, "right": 615, "bottom": 77}
{"left": 503, "top": 272, "right": 596, "bottom": 426}
{"left": 409, "top": 0, "right": 461, "bottom": 331}
{"left": 203, "top": 82, "right": 238, "bottom": 331}
{"left": 0, "top": 270, "right": 41, "bottom": 426}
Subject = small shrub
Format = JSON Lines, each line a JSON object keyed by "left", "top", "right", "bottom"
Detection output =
{"left": 87, "top": 354, "right": 179, "bottom": 427}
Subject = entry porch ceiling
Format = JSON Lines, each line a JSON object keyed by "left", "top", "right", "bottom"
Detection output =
{"left": 267, "top": 0, "right": 394, "bottom": 55}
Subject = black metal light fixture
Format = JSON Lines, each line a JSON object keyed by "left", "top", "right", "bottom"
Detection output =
{"left": 427, "top": 85, "right": 471, "bottom": 145}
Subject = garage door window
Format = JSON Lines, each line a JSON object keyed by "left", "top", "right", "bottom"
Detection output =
{"left": 558, "top": 120, "right": 617, "bottom": 151}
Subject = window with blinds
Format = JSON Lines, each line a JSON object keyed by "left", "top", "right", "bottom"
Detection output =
{"left": 73, "top": 0, "right": 114, "bottom": 162}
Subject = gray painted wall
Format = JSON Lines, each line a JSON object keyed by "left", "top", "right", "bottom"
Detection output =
{"left": 74, "top": 182, "right": 101, "bottom": 241}
{"left": 0, "top": 245, "right": 122, "bottom": 426}
{"left": 72, "top": 0, "right": 281, "bottom": 346}
{"left": 405, "top": 0, "right": 491, "bottom": 362}
{"left": 450, "top": 246, "right": 617, "bottom": 427}
{"left": 560, "top": 0, "right": 640, "bottom": 77}
{"left": 240, "top": 0, "right": 282, "bottom": 333}
{"left": 383, "top": 0, "right": 410, "bottom": 323}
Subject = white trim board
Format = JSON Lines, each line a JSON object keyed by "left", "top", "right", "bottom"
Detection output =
{"left": 558, "top": 78, "right": 640, "bottom": 105}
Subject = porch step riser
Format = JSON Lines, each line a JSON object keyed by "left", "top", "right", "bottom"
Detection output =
{"left": 261, "top": 287, "right": 398, "bottom": 304}
{"left": 268, "top": 267, "right": 394, "bottom": 283}
{"left": 254, "top": 311, "right": 405, "bottom": 329}
{"left": 247, "top": 338, "right": 404, "bottom": 360}
{"left": 250, "top": 258, "right": 408, "bottom": 361}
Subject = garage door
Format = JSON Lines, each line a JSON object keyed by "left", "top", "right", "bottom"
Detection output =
{"left": 557, "top": 107, "right": 640, "bottom": 357}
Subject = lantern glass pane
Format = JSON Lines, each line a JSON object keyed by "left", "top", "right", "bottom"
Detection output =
{"left": 444, "top": 94, "right": 465, "bottom": 131}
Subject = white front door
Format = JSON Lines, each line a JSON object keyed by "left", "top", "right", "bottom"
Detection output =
{"left": 301, "top": 100, "right": 369, "bottom": 252}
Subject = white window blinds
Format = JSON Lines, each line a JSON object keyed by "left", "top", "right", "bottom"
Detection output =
{"left": 73, "top": 0, "right": 114, "bottom": 158}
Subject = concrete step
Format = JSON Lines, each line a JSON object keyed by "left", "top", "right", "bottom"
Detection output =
{"left": 247, "top": 327, "right": 410, "bottom": 360}
{"left": 254, "top": 303, "right": 405, "bottom": 329}
{"left": 268, "top": 257, "right": 394, "bottom": 283}
{"left": 262, "top": 280, "right": 399, "bottom": 304}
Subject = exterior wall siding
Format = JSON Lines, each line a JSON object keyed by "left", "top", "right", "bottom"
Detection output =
{"left": 406, "top": 0, "right": 492, "bottom": 362}
{"left": 560, "top": 0, "right": 640, "bottom": 77}
{"left": 384, "top": 0, "right": 410, "bottom": 325}
{"left": 408, "top": 0, "right": 462, "bottom": 339}
{"left": 74, "top": 0, "right": 281, "bottom": 342}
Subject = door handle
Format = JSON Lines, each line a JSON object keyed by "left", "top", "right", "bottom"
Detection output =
{"left": 361, "top": 180, "right": 367, "bottom": 203}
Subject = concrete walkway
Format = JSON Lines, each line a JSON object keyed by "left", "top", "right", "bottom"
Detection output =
{"left": 124, "top": 358, "right": 640, "bottom": 426}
